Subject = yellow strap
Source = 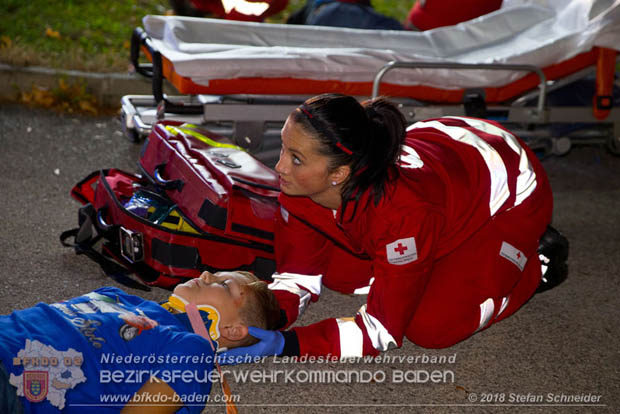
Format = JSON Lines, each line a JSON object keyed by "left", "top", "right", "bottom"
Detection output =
{"left": 161, "top": 294, "right": 221, "bottom": 340}
{"left": 165, "top": 124, "right": 245, "bottom": 152}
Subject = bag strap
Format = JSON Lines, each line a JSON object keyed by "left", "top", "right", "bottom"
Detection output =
{"left": 60, "top": 204, "right": 151, "bottom": 292}
{"left": 70, "top": 170, "right": 106, "bottom": 205}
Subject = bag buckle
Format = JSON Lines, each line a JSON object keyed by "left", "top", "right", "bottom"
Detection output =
{"left": 120, "top": 227, "right": 144, "bottom": 263}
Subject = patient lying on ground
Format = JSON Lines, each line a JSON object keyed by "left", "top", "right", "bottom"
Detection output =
{"left": 0, "top": 271, "right": 280, "bottom": 414}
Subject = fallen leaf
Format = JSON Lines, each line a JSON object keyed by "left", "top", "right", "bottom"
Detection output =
{"left": 0, "top": 35, "right": 11, "bottom": 49}
{"left": 45, "top": 27, "right": 61, "bottom": 39}
{"left": 27, "top": 86, "right": 55, "bottom": 107}
{"left": 78, "top": 100, "right": 97, "bottom": 115}
{"left": 19, "top": 80, "right": 101, "bottom": 114}
{"left": 58, "top": 78, "right": 69, "bottom": 92}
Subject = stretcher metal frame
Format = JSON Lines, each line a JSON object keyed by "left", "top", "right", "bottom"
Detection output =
{"left": 121, "top": 27, "right": 620, "bottom": 167}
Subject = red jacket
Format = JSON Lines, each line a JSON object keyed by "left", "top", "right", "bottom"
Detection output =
{"left": 271, "top": 116, "right": 546, "bottom": 357}
{"left": 407, "top": 0, "right": 502, "bottom": 31}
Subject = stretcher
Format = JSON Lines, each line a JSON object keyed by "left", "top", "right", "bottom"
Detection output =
{"left": 121, "top": 0, "right": 620, "bottom": 166}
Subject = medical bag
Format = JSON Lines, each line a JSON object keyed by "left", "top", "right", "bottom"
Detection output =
{"left": 61, "top": 121, "right": 280, "bottom": 290}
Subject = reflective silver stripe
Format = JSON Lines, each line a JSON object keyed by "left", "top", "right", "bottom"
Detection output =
{"left": 269, "top": 272, "right": 322, "bottom": 295}
{"left": 280, "top": 206, "right": 289, "bottom": 223}
{"left": 446, "top": 117, "right": 537, "bottom": 207}
{"left": 353, "top": 277, "right": 375, "bottom": 295}
{"left": 409, "top": 120, "right": 509, "bottom": 215}
{"left": 221, "top": 0, "right": 270, "bottom": 16}
{"left": 539, "top": 253, "right": 550, "bottom": 282}
{"left": 399, "top": 144, "right": 424, "bottom": 169}
{"left": 269, "top": 272, "right": 322, "bottom": 317}
{"left": 336, "top": 318, "right": 364, "bottom": 358}
{"left": 496, "top": 296, "right": 510, "bottom": 318}
{"left": 358, "top": 304, "right": 397, "bottom": 352}
{"left": 476, "top": 298, "right": 495, "bottom": 332}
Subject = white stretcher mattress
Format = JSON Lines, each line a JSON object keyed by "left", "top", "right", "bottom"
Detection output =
{"left": 143, "top": 0, "right": 620, "bottom": 90}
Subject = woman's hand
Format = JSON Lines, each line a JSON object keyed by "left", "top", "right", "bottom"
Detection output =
{"left": 218, "top": 327, "right": 284, "bottom": 365}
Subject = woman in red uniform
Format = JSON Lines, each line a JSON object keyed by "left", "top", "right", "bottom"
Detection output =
{"left": 224, "top": 93, "right": 568, "bottom": 359}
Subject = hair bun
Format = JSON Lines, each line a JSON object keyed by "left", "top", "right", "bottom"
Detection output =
{"left": 365, "top": 106, "right": 380, "bottom": 120}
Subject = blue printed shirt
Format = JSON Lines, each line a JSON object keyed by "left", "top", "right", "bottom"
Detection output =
{"left": 0, "top": 287, "right": 214, "bottom": 413}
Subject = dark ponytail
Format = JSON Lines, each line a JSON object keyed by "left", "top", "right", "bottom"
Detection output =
{"left": 293, "top": 93, "right": 407, "bottom": 218}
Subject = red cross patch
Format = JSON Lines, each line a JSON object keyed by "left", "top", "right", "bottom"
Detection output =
{"left": 386, "top": 237, "right": 418, "bottom": 265}
{"left": 500, "top": 241, "right": 527, "bottom": 271}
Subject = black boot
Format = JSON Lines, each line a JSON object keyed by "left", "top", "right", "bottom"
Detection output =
{"left": 536, "top": 225, "right": 569, "bottom": 293}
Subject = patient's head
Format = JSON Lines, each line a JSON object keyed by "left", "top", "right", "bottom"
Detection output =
{"left": 173, "top": 271, "right": 280, "bottom": 348}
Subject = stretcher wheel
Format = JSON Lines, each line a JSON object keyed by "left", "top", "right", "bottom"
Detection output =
{"left": 119, "top": 106, "right": 140, "bottom": 143}
{"left": 551, "top": 137, "right": 572, "bottom": 156}
{"left": 606, "top": 136, "right": 620, "bottom": 156}
{"left": 121, "top": 121, "right": 142, "bottom": 143}
{"left": 527, "top": 137, "right": 553, "bottom": 160}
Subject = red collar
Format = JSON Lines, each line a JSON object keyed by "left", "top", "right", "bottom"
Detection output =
{"left": 279, "top": 193, "right": 368, "bottom": 257}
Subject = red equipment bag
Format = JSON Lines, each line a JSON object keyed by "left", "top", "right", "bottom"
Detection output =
{"left": 61, "top": 121, "right": 280, "bottom": 290}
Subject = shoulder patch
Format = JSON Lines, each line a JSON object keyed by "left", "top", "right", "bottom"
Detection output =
{"left": 499, "top": 241, "right": 527, "bottom": 271}
{"left": 386, "top": 237, "right": 418, "bottom": 265}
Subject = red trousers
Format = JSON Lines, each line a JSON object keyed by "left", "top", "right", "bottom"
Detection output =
{"left": 406, "top": 167, "right": 552, "bottom": 348}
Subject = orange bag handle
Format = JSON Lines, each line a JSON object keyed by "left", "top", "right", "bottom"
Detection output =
{"left": 593, "top": 47, "right": 618, "bottom": 120}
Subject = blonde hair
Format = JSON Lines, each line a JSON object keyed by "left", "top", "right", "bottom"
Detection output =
{"left": 235, "top": 271, "right": 281, "bottom": 347}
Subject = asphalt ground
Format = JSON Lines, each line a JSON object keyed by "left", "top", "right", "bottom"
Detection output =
{"left": 0, "top": 103, "right": 619, "bottom": 413}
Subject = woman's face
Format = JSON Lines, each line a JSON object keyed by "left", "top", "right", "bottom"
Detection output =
{"left": 275, "top": 115, "right": 340, "bottom": 206}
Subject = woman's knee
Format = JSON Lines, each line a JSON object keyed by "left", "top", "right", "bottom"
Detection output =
{"left": 406, "top": 314, "right": 476, "bottom": 349}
